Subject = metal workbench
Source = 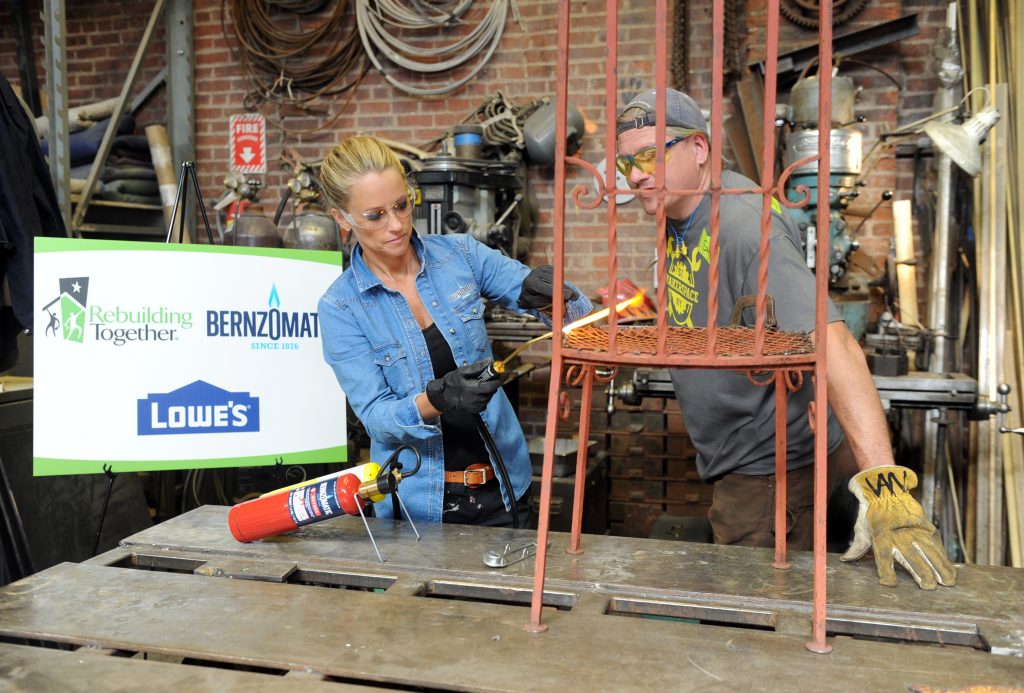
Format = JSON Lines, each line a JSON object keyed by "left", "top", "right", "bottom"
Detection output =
{"left": 1, "top": 506, "right": 1022, "bottom": 691}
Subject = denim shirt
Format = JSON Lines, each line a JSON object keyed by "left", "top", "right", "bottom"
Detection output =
{"left": 318, "top": 232, "right": 592, "bottom": 522}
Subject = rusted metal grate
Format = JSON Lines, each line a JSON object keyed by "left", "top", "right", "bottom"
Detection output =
{"left": 563, "top": 324, "right": 814, "bottom": 357}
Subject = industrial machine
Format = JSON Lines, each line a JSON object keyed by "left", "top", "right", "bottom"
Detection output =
{"left": 411, "top": 153, "right": 527, "bottom": 258}
{"left": 783, "top": 72, "right": 861, "bottom": 278}
{"left": 782, "top": 70, "right": 879, "bottom": 339}
{"left": 409, "top": 95, "right": 584, "bottom": 261}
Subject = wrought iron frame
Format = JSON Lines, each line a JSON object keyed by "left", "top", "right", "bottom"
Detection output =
{"left": 526, "top": 0, "right": 836, "bottom": 654}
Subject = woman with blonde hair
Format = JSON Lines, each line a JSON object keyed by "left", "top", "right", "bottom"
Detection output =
{"left": 318, "top": 135, "right": 591, "bottom": 526}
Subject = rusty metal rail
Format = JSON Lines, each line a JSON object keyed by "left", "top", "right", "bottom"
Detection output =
{"left": 528, "top": 0, "right": 836, "bottom": 653}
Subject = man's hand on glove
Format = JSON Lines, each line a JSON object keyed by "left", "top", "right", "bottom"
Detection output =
{"left": 425, "top": 360, "right": 501, "bottom": 415}
{"left": 517, "top": 265, "right": 579, "bottom": 312}
{"left": 840, "top": 465, "right": 957, "bottom": 590}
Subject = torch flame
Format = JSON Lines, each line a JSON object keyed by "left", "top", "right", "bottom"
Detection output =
{"left": 494, "top": 290, "right": 648, "bottom": 369}
{"left": 562, "top": 291, "right": 647, "bottom": 334}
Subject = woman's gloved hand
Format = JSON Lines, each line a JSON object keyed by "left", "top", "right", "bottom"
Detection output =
{"left": 517, "top": 265, "right": 579, "bottom": 311}
{"left": 840, "top": 465, "right": 957, "bottom": 590}
{"left": 425, "top": 360, "right": 502, "bottom": 414}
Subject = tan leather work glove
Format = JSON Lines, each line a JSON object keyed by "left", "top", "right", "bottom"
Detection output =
{"left": 840, "top": 465, "right": 957, "bottom": 590}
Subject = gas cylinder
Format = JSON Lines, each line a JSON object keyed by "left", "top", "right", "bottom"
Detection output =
{"left": 227, "top": 462, "right": 401, "bottom": 543}
{"left": 281, "top": 203, "right": 340, "bottom": 251}
{"left": 224, "top": 203, "right": 282, "bottom": 248}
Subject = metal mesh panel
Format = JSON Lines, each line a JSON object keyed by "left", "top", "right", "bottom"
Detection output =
{"left": 563, "top": 324, "right": 814, "bottom": 357}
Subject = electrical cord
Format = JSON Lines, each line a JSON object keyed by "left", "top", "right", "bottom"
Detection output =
{"left": 355, "top": 0, "right": 519, "bottom": 96}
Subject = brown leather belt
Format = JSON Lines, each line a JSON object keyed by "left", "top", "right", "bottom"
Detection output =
{"left": 444, "top": 463, "right": 495, "bottom": 488}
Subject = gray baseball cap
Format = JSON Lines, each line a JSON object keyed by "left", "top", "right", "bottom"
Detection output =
{"left": 616, "top": 88, "right": 708, "bottom": 136}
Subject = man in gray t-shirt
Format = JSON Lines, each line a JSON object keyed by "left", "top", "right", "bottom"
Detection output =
{"left": 615, "top": 88, "right": 955, "bottom": 590}
{"left": 664, "top": 169, "right": 844, "bottom": 484}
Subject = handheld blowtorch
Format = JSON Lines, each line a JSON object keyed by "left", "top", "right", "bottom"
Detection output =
{"left": 227, "top": 446, "right": 421, "bottom": 543}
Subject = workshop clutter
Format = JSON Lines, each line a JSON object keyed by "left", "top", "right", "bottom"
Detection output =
{"left": 41, "top": 113, "right": 163, "bottom": 207}
{"left": 224, "top": 0, "right": 518, "bottom": 118}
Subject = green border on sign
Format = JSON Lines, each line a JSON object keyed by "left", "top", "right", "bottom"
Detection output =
{"left": 33, "top": 445, "right": 348, "bottom": 476}
{"left": 34, "top": 236, "right": 343, "bottom": 266}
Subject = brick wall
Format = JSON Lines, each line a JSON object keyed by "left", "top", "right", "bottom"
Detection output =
{"left": 1, "top": 0, "right": 950, "bottom": 460}
{"left": 0, "top": 0, "right": 166, "bottom": 128}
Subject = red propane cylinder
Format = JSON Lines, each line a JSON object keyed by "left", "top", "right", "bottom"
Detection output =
{"left": 228, "top": 473, "right": 365, "bottom": 543}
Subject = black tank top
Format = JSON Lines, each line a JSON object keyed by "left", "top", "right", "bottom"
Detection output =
{"left": 422, "top": 322, "right": 488, "bottom": 472}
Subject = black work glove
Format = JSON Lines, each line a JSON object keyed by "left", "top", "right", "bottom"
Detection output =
{"left": 425, "top": 360, "right": 502, "bottom": 414}
{"left": 517, "top": 265, "right": 580, "bottom": 311}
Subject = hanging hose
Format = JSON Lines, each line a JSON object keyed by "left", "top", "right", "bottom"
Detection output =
{"left": 355, "top": 0, "right": 520, "bottom": 97}
{"left": 222, "top": 0, "right": 368, "bottom": 132}
{"left": 473, "top": 414, "right": 519, "bottom": 529}
{"left": 272, "top": 187, "right": 293, "bottom": 226}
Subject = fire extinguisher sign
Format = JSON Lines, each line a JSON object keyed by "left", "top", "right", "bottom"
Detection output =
{"left": 230, "top": 113, "right": 267, "bottom": 174}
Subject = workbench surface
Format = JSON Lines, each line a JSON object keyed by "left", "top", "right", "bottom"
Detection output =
{"left": 1, "top": 505, "right": 1021, "bottom": 691}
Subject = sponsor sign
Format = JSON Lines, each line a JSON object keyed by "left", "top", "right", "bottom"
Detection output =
{"left": 137, "top": 380, "right": 260, "bottom": 436}
{"left": 229, "top": 113, "right": 267, "bottom": 174}
{"left": 33, "top": 238, "right": 346, "bottom": 475}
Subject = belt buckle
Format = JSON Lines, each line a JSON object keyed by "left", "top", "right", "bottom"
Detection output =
{"left": 463, "top": 464, "right": 487, "bottom": 489}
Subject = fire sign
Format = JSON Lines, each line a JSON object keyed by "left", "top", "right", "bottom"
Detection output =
{"left": 230, "top": 114, "right": 267, "bottom": 174}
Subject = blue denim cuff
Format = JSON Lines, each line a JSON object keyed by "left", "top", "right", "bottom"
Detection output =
{"left": 395, "top": 396, "right": 440, "bottom": 433}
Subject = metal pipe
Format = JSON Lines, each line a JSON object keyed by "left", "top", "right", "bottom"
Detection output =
{"left": 773, "top": 373, "right": 791, "bottom": 569}
{"left": 526, "top": 0, "right": 573, "bottom": 634}
{"left": 605, "top": 0, "right": 620, "bottom": 358}
{"left": 923, "top": 86, "right": 957, "bottom": 523}
{"left": 567, "top": 366, "right": 596, "bottom": 555}
{"left": 706, "top": 0, "right": 725, "bottom": 359}
{"left": 807, "top": 0, "right": 834, "bottom": 655}
{"left": 755, "top": 0, "right": 782, "bottom": 358}
{"left": 43, "top": 0, "right": 71, "bottom": 234}
{"left": 655, "top": 0, "right": 670, "bottom": 358}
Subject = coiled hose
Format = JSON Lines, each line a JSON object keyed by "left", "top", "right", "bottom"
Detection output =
{"left": 355, "top": 0, "right": 520, "bottom": 96}
{"left": 222, "top": 0, "right": 368, "bottom": 132}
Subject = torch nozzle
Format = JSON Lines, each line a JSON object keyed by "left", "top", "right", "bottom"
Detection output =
{"left": 476, "top": 359, "right": 507, "bottom": 382}
{"left": 359, "top": 471, "right": 399, "bottom": 500}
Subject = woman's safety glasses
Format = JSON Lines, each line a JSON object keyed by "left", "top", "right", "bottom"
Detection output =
{"left": 614, "top": 137, "right": 686, "bottom": 176}
{"left": 341, "top": 188, "right": 416, "bottom": 230}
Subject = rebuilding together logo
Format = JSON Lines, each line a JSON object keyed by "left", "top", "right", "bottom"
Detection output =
{"left": 42, "top": 276, "right": 192, "bottom": 346}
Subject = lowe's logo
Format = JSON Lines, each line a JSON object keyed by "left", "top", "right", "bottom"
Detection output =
{"left": 137, "top": 380, "right": 260, "bottom": 436}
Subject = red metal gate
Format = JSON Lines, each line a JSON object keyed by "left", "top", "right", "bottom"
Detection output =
{"left": 527, "top": 0, "right": 835, "bottom": 654}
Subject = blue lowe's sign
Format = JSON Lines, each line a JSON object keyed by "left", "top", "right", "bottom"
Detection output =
{"left": 138, "top": 380, "right": 260, "bottom": 436}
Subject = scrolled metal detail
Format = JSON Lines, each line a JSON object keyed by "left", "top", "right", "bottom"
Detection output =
{"left": 745, "top": 369, "right": 777, "bottom": 387}
{"left": 557, "top": 390, "right": 572, "bottom": 421}
{"left": 775, "top": 154, "right": 818, "bottom": 209}
{"left": 563, "top": 363, "right": 588, "bottom": 387}
{"left": 567, "top": 156, "right": 610, "bottom": 211}
{"left": 783, "top": 369, "right": 805, "bottom": 393}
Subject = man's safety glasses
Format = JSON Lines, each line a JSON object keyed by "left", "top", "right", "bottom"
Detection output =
{"left": 615, "top": 137, "right": 685, "bottom": 176}
{"left": 340, "top": 188, "right": 416, "bottom": 230}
